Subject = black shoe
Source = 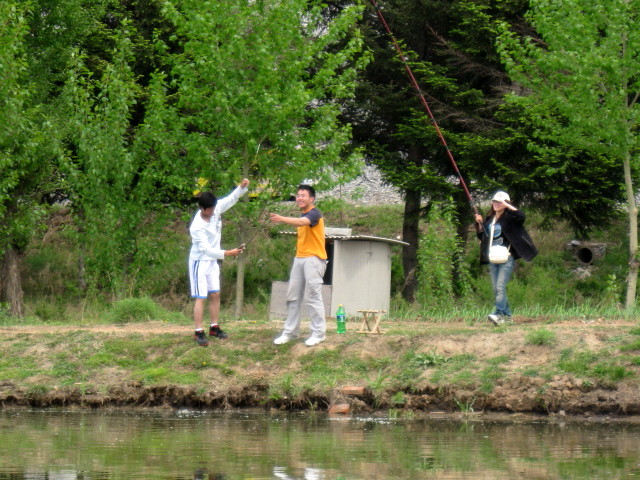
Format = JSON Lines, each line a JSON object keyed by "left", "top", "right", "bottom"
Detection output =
{"left": 194, "top": 330, "right": 209, "bottom": 347}
{"left": 209, "top": 325, "right": 228, "bottom": 339}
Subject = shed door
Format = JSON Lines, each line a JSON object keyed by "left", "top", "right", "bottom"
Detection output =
{"left": 331, "top": 240, "right": 391, "bottom": 316}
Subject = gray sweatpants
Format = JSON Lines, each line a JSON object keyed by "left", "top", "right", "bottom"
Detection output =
{"left": 282, "top": 256, "right": 327, "bottom": 339}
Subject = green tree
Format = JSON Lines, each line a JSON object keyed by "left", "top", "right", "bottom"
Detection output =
{"left": 0, "top": 0, "right": 124, "bottom": 315}
{"left": 162, "top": 0, "right": 368, "bottom": 314}
{"left": 0, "top": 2, "right": 34, "bottom": 316}
{"left": 346, "top": 0, "right": 625, "bottom": 304}
{"left": 498, "top": 0, "right": 640, "bottom": 309}
{"left": 347, "top": 0, "right": 528, "bottom": 301}
{"left": 0, "top": 1, "right": 85, "bottom": 315}
{"left": 61, "top": 30, "right": 146, "bottom": 295}
{"left": 59, "top": 15, "right": 193, "bottom": 296}
{"left": 55, "top": 0, "right": 209, "bottom": 297}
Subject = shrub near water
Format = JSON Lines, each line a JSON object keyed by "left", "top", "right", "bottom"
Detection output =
{"left": 107, "top": 298, "right": 165, "bottom": 324}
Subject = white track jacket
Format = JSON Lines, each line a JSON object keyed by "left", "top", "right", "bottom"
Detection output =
{"left": 188, "top": 185, "right": 248, "bottom": 261}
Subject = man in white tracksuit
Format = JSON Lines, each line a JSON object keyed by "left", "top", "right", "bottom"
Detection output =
{"left": 188, "top": 178, "right": 249, "bottom": 346}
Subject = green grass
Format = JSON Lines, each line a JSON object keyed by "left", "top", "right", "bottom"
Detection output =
{"left": 555, "top": 348, "right": 634, "bottom": 382}
{"left": 0, "top": 317, "right": 638, "bottom": 412}
{"left": 429, "top": 354, "right": 477, "bottom": 385}
{"left": 525, "top": 328, "right": 557, "bottom": 346}
{"left": 107, "top": 297, "right": 168, "bottom": 324}
{"left": 619, "top": 340, "right": 640, "bottom": 352}
{"left": 557, "top": 349, "right": 598, "bottom": 374}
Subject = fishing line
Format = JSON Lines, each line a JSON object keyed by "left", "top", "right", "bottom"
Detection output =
{"left": 367, "top": 0, "right": 478, "bottom": 215}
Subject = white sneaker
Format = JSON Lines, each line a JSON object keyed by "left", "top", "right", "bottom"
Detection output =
{"left": 304, "top": 336, "right": 325, "bottom": 347}
{"left": 488, "top": 314, "right": 502, "bottom": 325}
{"left": 273, "top": 334, "right": 296, "bottom": 345}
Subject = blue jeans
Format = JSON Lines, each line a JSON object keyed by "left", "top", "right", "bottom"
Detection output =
{"left": 488, "top": 256, "right": 515, "bottom": 317}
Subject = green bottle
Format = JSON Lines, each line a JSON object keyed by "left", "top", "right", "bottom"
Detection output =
{"left": 336, "top": 304, "right": 346, "bottom": 334}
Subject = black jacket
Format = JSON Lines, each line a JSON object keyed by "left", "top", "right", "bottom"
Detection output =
{"left": 477, "top": 209, "right": 538, "bottom": 265}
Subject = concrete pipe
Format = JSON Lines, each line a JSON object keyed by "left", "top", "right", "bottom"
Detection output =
{"left": 576, "top": 246, "right": 595, "bottom": 265}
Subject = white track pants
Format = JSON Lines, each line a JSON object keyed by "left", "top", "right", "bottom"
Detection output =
{"left": 282, "top": 256, "right": 327, "bottom": 339}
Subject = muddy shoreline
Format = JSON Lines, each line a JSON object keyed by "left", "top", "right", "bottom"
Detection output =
{"left": 2, "top": 377, "right": 639, "bottom": 420}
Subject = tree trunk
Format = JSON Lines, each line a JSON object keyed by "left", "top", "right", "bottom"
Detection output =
{"left": 623, "top": 152, "right": 638, "bottom": 310}
{"left": 234, "top": 161, "right": 250, "bottom": 318}
{"left": 1, "top": 245, "right": 24, "bottom": 317}
{"left": 401, "top": 187, "right": 421, "bottom": 303}
{"left": 234, "top": 241, "right": 246, "bottom": 318}
{"left": 78, "top": 245, "right": 87, "bottom": 292}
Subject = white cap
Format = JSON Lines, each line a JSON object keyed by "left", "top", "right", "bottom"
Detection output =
{"left": 492, "top": 191, "right": 510, "bottom": 202}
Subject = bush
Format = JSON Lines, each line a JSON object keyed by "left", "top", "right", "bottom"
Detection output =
{"left": 525, "top": 328, "right": 557, "bottom": 346}
{"left": 107, "top": 297, "right": 164, "bottom": 324}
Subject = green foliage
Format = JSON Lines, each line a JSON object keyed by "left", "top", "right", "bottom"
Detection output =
{"left": 417, "top": 201, "right": 473, "bottom": 306}
{"left": 497, "top": 0, "right": 640, "bottom": 306}
{"left": 25, "top": 384, "right": 50, "bottom": 400}
{"left": 557, "top": 349, "right": 597, "bottom": 375}
{"left": 0, "top": 304, "right": 14, "bottom": 326}
{"left": 60, "top": 26, "right": 178, "bottom": 295}
{"left": 107, "top": 297, "right": 165, "bottom": 324}
{"left": 52, "top": 355, "right": 79, "bottom": 380}
{"left": 454, "top": 396, "right": 476, "bottom": 414}
{"left": 13, "top": 202, "right": 640, "bottom": 320}
{"left": 390, "top": 391, "right": 406, "bottom": 406}
{"left": 591, "top": 364, "right": 633, "bottom": 382}
{"left": 498, "top": 0, "right": 640, "bottom": 160}
{"left": 163, "top": 0, "right": 367, "bottom": 194}
{"left": 47, "top": 0, "right": 370, "bottom": 303}
{"left": 525, "top": 328, "right": 557, "bottom": 347}
{"left": 556, "top": 348, "right": 632, "bottom": 382}
{"left": 408, "top": 351, "right": 449, "bottom": 369}
{"left": 478, "top": 356, "right": 510, "bottom": 393}
{"left": 0, "top": 0, "right": 63, "bottom": 315}
{"left": 429, "top": 353, "right": 477, "bottom": 384}
{"left": 32, "top": 300, "right": 67, "bottom": 322}
{"left": 620, "top": 340, "right": 640, "bottom": 352}
{"left": 268, "top": 373, "right": 302, "bottom": 401}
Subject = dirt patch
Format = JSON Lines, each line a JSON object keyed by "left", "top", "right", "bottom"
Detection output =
{"left": 1, "top": 318, "right": 639, "bottom": 419}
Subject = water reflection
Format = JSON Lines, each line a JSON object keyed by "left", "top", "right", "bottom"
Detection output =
{"left": 0, "top": 410, "right": 639, "bottom": 479}
{"left": 273, "top": 466, "right": 323, "bottom": 480}
{"left": 193, "top": 468, "right": 226, "bottom": 480}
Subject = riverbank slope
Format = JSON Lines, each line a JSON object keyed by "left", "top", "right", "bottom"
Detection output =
{"left": 1, "top": 317, "right": 639, "bottom": 417}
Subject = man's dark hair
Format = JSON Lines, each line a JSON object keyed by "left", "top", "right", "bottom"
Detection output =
{"left": 297, "top": 184, "right": 315, "bottom": 198}
{"left": 198, "top": 191, "right": 217, "bottom": 209}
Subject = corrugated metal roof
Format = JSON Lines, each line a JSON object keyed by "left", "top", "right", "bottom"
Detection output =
{"left": 328, "top": 234, "right": 409, "bottom": 246}
{"left": 279, "top": 231, "right": 409, "bottom": 246}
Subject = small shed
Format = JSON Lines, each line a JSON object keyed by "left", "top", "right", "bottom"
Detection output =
{"left": 269, "top": 228, "right": 408, "bottom": 320}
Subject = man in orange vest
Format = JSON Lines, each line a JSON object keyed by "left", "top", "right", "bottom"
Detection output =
{"left": 270, "top": 184, "right": 327, "bottom": 347}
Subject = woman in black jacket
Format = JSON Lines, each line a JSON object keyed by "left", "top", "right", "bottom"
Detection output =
{"left": 475, "top": 191, "right": 537, "bottom": 325}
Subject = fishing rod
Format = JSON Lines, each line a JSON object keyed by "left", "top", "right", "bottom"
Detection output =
{"left": 367, "top": 0, "right": 478, "bottom": 216}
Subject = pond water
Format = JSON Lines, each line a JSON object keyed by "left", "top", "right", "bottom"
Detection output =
{"left": 1, "top": 409, "right": 640, "bottom": 479}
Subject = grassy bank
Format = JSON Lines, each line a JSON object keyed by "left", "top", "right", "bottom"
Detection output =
{"left": 1, "top": 315, "right": 640, "bottom": 416}
{"left": 2, "top": 201, "right": 639, "bottom": 415}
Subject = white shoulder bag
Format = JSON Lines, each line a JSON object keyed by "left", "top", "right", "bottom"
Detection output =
{"left": 488, "top": 216, "right": 510, "bottom": 264}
